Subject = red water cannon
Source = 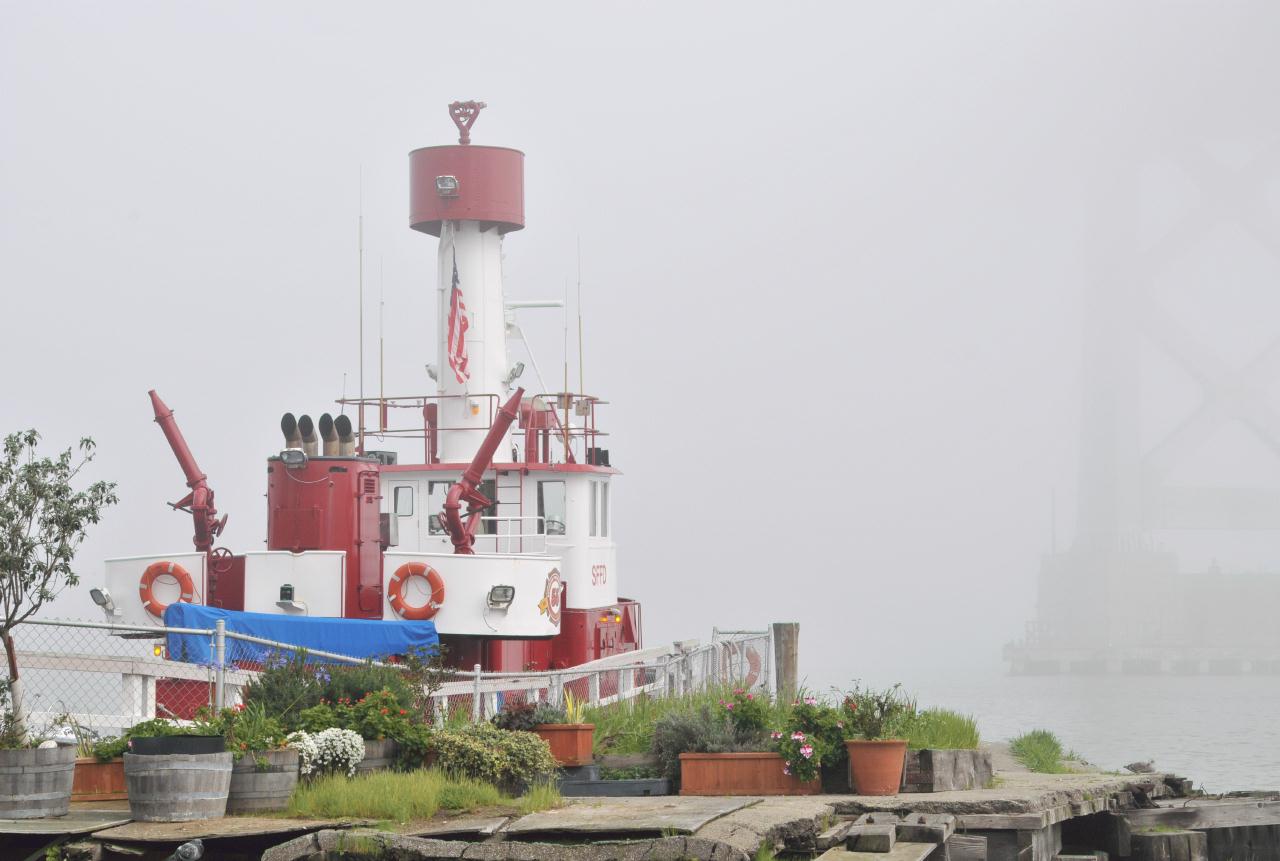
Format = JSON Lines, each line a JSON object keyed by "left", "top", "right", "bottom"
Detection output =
{"left": 149, "top": 390, "right": 227, "bottom": 554}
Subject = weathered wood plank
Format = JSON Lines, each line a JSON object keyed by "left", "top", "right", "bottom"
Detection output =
{"left": 819, "top": 841, "right": 938, "bottom": 861}
{"left": 950, "top": 835, "right": 988, "bottom": 861}
{"left": 1122, "top": 800, "right": 1280, "bottom": 831}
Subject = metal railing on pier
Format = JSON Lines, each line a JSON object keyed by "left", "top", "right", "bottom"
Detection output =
{"left": 1, "top": 617, "right": 772, "bottom": 734}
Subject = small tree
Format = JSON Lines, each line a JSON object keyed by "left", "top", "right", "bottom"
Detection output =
{"left": 0, "top": 430, "right": 118, "bottom": 735}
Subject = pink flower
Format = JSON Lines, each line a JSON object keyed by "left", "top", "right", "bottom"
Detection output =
{"left": 770, "top": 731, "right": 783, "bottom": 740}
{"left": 734, "top": 688, "right": 744, "bottom": 695}
{"left": 791, "top": 731, "right": 806, "bottom": 741}
{"left": 800, "top": 744, "right": 814, "bottom": 759}
{"left": 725, "top": 702, "right": 735, "bottom": 710}
{"left": 746, "top": 693, "right": 754, "bottom": 701}
{"left": 836, "top": 721, "right": 844, "bottom": 729}
{"left": 783, "top": 765, "right": 791, "bottom": 776}
{"left": 804, "top": 696, "right": 818, "bottom": 706}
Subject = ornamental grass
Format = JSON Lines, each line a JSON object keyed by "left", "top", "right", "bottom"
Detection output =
{"left": 287, "top": 768, "right": 506, "bottom": 822}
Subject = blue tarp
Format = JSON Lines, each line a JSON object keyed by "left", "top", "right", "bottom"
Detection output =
{"left": 162, "top": 604, "right": 438, "bottom": 665}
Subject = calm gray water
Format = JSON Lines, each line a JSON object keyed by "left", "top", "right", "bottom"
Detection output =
{"left": 813, "top": 668, "right": 1280, "bottom": 793}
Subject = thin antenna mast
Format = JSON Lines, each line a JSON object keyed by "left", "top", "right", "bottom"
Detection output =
{"left": 577, "top": 237, "right": 584, "bottom": 397}
{"left": 357, "top": 167, "right": 365, "bottom": 452}
{"left": 563, "top": 278, "right": 570, "bottom": 464}
{"left": 379, "top": 256, "right": 385, "bottom": 432}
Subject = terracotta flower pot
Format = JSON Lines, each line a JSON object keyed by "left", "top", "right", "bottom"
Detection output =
{"left": 846, "top": 739, "right": 908, "bottom": 796}
{"left": 679, "top": 752, "right": 821, "bottom": 796}
{"left": 72, "top": 757, "right": 127, "bottom": 802}
{"left": 534, "top": 723, "right": 594, "bottom": 767}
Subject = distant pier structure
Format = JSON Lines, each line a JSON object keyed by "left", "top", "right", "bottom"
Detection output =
{"left": 1006, "top": 140, "right": 1280, "bottom": 675}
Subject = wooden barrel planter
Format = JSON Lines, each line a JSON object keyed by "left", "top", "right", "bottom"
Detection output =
{"left": 72, "top": 757, "right": 127, "bottom": 802}
{"left": 0, "top": 746, "right": 76, "bottom": 819}
{"left": 355, "top": 738, "right": 399, "bottom": 773}
{"left": 226, "top": 749, "right": 299, "bottom": 814}
{"left": 678, "top": 752, "right": 821, "bottom": 796}
{"left": 534, "top": 724, "right": 595, "bottom": 767}
{"left": 123, "top": 752, "right": 232, "bottom": 822}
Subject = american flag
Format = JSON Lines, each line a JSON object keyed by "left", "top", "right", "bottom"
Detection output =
{"left": 447, "top": 249, "right": 470, "bottom": 384}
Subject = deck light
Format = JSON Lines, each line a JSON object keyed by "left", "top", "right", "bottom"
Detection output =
{"left": 90, "top": 587, "right": 120, "bottom": 618}
{"left": 435, "top": 175, "right": 459, "bottom": 198}
{"left": 487, "top": 584, "right": 515, "bottom": 610}
{"left": 280, "top": 449, "right": 307, "bottom": 469}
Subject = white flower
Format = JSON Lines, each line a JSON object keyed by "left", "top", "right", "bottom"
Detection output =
{"left": 288, "top": 728, "right": 365, "bottom": 777}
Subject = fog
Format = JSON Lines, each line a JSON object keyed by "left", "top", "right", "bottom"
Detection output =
{"left": 4, "top": 1, "right": 1280, "bottom": 690}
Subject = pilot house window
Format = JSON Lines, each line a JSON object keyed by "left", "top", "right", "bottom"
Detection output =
{"left": 538, "top": 481, "right": 566, "bottom": 535}
{"left": 393, "top": 486, "right": 414, "bottom": 516}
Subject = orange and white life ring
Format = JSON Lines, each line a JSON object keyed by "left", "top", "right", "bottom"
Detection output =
{"left": 388, "top": 562, "right": 445, "bottom": 620}
{"left": 138, "top": 561, "right": 195, "bottom": 618}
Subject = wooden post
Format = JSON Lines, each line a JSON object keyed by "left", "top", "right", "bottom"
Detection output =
{"left": 772, "top": 622, "right": 799, "bottom": 702}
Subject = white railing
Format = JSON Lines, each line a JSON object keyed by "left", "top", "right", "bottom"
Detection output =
{"left": 5, "top": 616, "right": 773, "bottom": 732}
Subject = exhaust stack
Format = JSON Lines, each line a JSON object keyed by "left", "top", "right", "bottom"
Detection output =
{"left": 319, "top": 413, "right": 338, "bottom": 456}
{"left": 335, "top": 414, "right": 356, "bottom": 456}
{"left": 298, "top": 415, "right": 319, "bottom": 456}
{"left": 281, "top": 413, "right": 301, "bottom": 449}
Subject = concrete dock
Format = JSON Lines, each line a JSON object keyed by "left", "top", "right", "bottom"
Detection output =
{"left": 6, "top": 766, "right": 1278, "bottom": 860}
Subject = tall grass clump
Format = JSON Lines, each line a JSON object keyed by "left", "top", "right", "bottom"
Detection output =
{"left": 518, "top": 781, "right": 562, "bottom": 815}
{"left": 895, "top": 708, "right": 981, "bottom": 750}
{"left": 582, "top": 685, "right": 789, "bottom": 756}
{"left": 287, "top": 769, "right": 505, "bottom": 822}
{"left": 1009, "top": 729, "right": 1071, "bottom": 773}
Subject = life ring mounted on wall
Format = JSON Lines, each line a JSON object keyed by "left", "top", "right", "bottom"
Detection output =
{"left": 388, "top": 562, "right": 446, "bottom": 620}
{"left": 138, "top": 561, "right": 196, "bottom": 618}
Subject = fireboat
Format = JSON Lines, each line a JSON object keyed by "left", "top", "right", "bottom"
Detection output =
{"left": 94, "top": 101, "right": 642, "bottom": 675}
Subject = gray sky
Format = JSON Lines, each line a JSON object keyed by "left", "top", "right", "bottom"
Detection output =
{"left": 5, "top": 1, "right": 1280, "bottom": 684}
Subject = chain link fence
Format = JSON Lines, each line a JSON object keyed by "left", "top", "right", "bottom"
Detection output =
{"left": 3, "top": 617, "right": 774, "bottom": 735}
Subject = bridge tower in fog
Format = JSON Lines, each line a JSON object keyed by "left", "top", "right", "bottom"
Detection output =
{"left": 1007, "top": 141, "right": 1280, "bottom": 674}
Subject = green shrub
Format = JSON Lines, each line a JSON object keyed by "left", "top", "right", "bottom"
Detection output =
{"left": 431, "top": 723, "right": 557, "bottom": 790}
{"left": 720, "top": 688, "right": 772, "bottom": 739}
{"left": 651, "top": 705, "right": 747, "bottom": 785}
{"left": 492, "top": 700, "right": 539, "bottom": 732}
{"left": 193, "top": 702, "right": 288, "bottom": 761}
{"left": 241, "top": 653, "right": 324, "bottom": 728}
{"left": 1010, "top": 729, "right": 1071, "bottom": 773}
{"left": 322, "top": 663, "right": 415, "bottom": 712}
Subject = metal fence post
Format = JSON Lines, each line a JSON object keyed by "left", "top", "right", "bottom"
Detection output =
{"left": 472, "top": 664, "right": 483, "bottom": 723}
{"left": 214, "top": 619, "right": 226, "bottom": 710}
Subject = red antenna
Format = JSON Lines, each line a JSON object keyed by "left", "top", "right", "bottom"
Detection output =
{"left": 449, "top": 100, "right": 486, "bottom": 145}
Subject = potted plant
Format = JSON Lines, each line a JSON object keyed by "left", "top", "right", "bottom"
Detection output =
{"left": 511, "top": 692, "right": 593, "bottom": 768}
{"left": 196, "top": 703, "right": 299, "bottom": 813}
{"left": 124, "top": 716, "right": 226, "bottom": 756}
{"left": 842, "top": 683, "right": 911, "bottom": 796}
{"left": 0, "top": 691, "right": 76, "bottom": 819}
{"left": 773, "top": 694, "right": 846, "bottom": 792}
{"left": 660, "top": 689, "right": 821, "bottom": 796}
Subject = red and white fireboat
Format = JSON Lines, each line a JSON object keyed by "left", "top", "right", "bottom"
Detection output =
{"left": 97, "top": 101, "right": 642, "bottom": 673}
